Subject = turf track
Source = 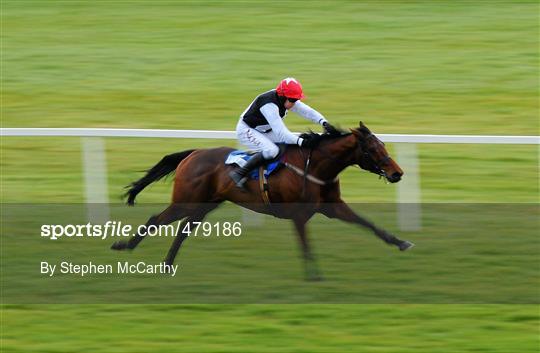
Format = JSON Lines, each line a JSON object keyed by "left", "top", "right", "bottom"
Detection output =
{"left": 1, "top": 1, "right": 538, "bottom": 352}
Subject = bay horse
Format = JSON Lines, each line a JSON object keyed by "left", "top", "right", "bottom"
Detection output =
{"left": 112, "top": 122, "right": 414, "bottom": 280}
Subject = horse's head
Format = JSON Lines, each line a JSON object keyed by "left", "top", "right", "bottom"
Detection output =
{"left": 351, "top": 122, "right": 403, "bottom": 183}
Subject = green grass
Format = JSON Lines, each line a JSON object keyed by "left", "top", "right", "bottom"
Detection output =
{"left": 1, "top": 1, "right": 538, "bottom": 352}
{"left": 3, "top": 305, "right": 538, "bottom": 353}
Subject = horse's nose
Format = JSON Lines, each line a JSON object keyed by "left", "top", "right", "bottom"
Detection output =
{"left": 389, "top": 172, "right": 402, "bottom": 183}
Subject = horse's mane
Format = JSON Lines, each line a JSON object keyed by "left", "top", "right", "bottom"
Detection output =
{"left": 299, "top": 124, "right": 374, "bottom": 145}
{"left": 299, "top": 129, "right": 351, "bottom": 145}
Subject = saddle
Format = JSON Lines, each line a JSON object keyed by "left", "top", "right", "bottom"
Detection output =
{"left": 224, "top": 150, "right": 283, "bottom": 180}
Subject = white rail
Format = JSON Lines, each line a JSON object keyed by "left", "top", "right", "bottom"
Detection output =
{"left": 2, "top": 128, "right": 538, "bottom": 230}
{"left": 1, "top": 128, "right": 538, "bottom": 144}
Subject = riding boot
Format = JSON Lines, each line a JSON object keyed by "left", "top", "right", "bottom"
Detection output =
{"left": 229, "top": 152, "right": 266, "bottom": 190}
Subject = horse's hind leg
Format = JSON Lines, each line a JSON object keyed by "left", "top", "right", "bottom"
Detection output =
{"left": 163, "top": 204, "right": 219, "bottom": 266}
{"left": 111, "top": 203, "right": 186, "bottom": 251}
{"left": 162, "top": 217, "right": 192, "bottom": 266}
{"left": 293, "top": 217, "right": 322, "bottom": 281}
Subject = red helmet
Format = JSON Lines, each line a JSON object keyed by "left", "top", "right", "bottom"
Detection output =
{"left": 276, "top": 77, "right": 305, "bottom": 100}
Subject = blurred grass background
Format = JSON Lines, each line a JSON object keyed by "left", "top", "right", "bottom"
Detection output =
{"left": 1, "top": 1, "right": 538, "bottom": 352}
{"left": 3, "top": 1, "right": 537, "bottom": 134}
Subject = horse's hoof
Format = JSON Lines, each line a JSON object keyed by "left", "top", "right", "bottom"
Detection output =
{"left": 111, "top": 241, "right": 128, "bottom": 250}
{"left": 399, "top": 241, "right": 415, "bottom": 251}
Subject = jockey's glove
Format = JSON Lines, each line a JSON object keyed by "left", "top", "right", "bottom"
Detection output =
{"left": 300, "top": 134, "right": 322, "bottom": 149}
{"left": 322, "top": 122, "right": 340, "bottom": 135}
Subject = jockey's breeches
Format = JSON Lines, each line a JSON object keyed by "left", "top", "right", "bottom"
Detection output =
{"left": 236, "top": 120, "right": 280, "bottom": 159}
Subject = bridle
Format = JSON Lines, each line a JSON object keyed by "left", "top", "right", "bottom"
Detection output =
{"left": 286, "top": 132, "right": 394, "bottom": 193}
{"left": 358, "top": 133, "right": 393, "bottom": 179}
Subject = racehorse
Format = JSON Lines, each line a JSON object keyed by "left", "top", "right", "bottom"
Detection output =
{"left": 112, "top": 122, "right": 414, "bottom": 280}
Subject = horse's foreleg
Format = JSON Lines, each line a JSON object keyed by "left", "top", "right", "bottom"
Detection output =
{"left": 319, "top": 201, "right": 414, "bottom": 251}
{"left": 111, "top": 204, "right": 186, "bottom": 251}
{"left": 292, "top": 218, "right": 322, "bottom": 281}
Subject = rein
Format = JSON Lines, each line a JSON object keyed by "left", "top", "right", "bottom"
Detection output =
{"left": 282, "top": 131, "right": 393, "bottom": 195}
{"left": 292, "top": 133, "right": 394, "bottom": 183}
{"left": 284, "top": 160, "right": 339, "bottom": 186}
{"left": 284, "top": 147, "right": 338, "bottom": 189}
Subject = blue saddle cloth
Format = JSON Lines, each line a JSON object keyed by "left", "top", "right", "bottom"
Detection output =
{"left": 225, "top": 150, "right": 281, "bottom": 180}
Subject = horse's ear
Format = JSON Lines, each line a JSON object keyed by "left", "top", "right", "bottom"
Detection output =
{"left": 359, "top": 121, "right": 371, "bottom": 133}
{"left": 350, "top": 128, "right": 360, "bottom": 137}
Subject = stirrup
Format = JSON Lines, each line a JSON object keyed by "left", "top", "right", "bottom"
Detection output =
{"left": 229, "top": 152, "right": 265, "bottom": 190}
{"left": 229, "top": 170, "right": 248, "bottom": 190}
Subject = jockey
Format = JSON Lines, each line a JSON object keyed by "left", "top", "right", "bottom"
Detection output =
{"left": 229, "top": 77, "right": 339, "bottom": 189}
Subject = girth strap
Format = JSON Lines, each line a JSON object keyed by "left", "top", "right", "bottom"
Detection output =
{"left": 258, "top": 166, "right": 271, "bottom": 205}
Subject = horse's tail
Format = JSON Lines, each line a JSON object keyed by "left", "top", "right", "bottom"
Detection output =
{"left": 124, "top": 149, "right": 196, "bottom": 206}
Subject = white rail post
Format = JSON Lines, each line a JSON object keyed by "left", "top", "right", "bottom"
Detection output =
{"left": 395, "top": 143, "right": 422, "bottom": 231}
{"left": 81, "top": 137, "right": 110, "bottom": 223}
